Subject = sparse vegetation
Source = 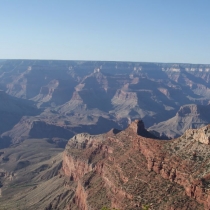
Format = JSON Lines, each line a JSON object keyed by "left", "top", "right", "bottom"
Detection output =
{"left": 141, "top": 204, "right": 150, "bottom": 210}
{"left": 101, "top": 207, "right": 119, "bottom": 210}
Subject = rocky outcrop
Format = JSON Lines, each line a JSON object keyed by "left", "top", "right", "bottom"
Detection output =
{"left": 61, "top": 120, "right": 210, "bottom": 209}
{"left": 185, "top": 125, "right": 210, "bottom": 145}
{"left": 129, "top": 119, "right": 145, "bottom": 133}
{"left": 128, "top": 119, "right": 158, "bottom": 138}
{"left": 62, "top": 133, "right": 107, "bottom": 181}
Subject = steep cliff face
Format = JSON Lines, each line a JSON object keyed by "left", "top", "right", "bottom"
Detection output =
{"left": 60, "top": 120, "right": 210, "bottom": 210}
{"left": 62, "top": 133, "right": 108, "bottom": 181}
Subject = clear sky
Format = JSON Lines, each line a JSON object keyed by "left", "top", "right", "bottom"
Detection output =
{"left": 0, "top": 0, "right": 210, "bottom": 64}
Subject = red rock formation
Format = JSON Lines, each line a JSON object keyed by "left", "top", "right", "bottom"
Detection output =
{"left": 61, "top": 120, "right": 210, "bottom": 209}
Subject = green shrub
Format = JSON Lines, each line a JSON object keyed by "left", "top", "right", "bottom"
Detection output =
{"left": 142, "top": 204, "right": 150, "bottom": 210}
{"left": 101, "top": 207, "right": 119, "bottom": 210}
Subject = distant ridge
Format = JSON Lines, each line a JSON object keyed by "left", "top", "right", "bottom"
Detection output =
{"left": 149, "top": 104, "right": 210, "bottom": 139}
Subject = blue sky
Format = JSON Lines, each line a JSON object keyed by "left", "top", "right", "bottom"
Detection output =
{"left": 0, "top": 0, "right": 210, "bottom": 63}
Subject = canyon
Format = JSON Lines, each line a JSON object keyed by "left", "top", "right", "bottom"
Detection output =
{"left": 1, "top": 60, "right": 210, "bottom": 147}
{"left": 1, "top": 60, "right": 210, "bottom": 209}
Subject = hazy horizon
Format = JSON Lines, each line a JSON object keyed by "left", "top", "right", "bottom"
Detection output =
{"left": 1, "top": 58, "right": 210, "bottom": 66}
